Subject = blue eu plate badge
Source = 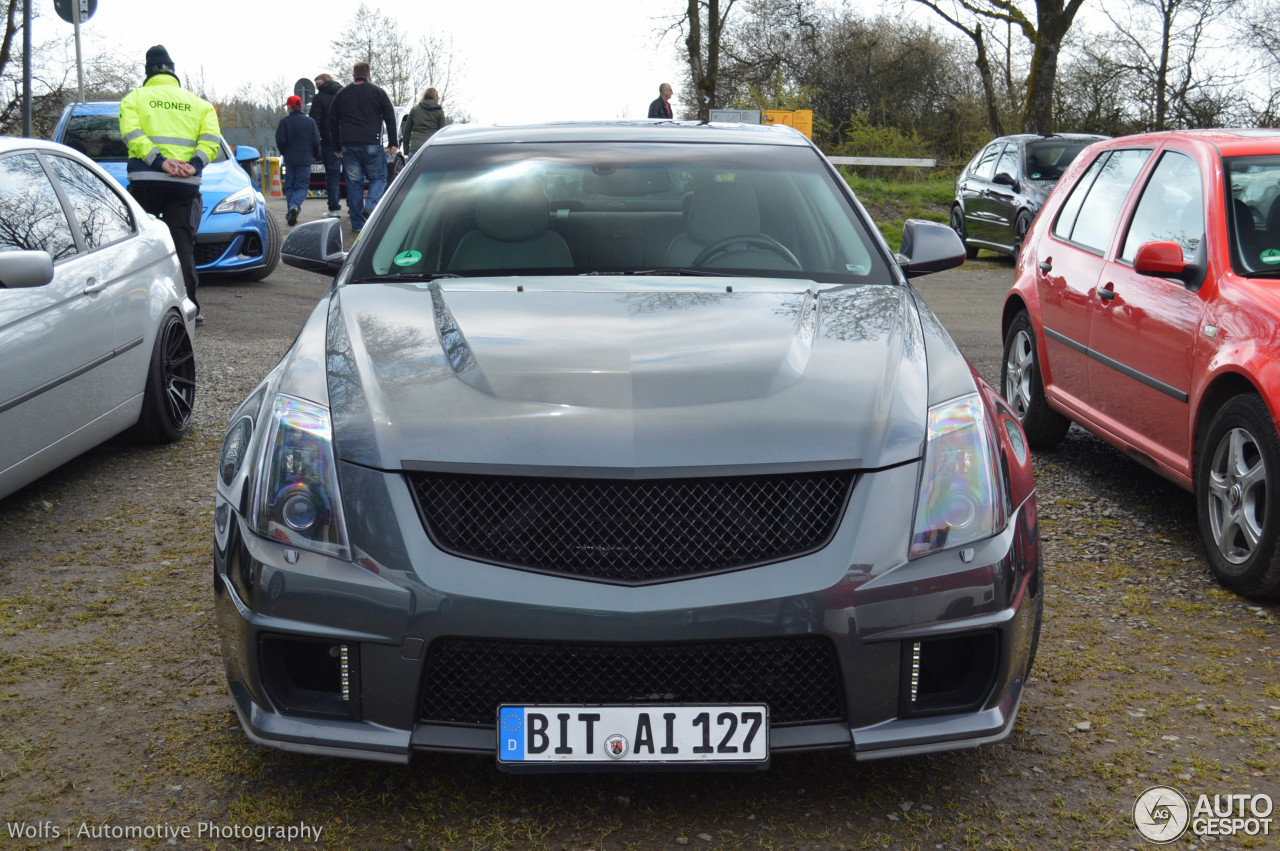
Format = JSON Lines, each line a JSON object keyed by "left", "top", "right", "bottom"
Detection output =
{"left": 500, "top": 707, "right": 524, "bottom": 760}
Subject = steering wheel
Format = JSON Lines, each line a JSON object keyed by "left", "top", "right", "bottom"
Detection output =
{"left": 691, "top": 234, "right": 802, "bottom": 269}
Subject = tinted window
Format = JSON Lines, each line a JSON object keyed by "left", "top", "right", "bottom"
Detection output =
{"left": 0, "top": 153, "right": 77, "bottom": 261}
{"left": 994, "top": 145, "right": 1018, "bottom": 181}
{"left": 61, "top": 113, "right": 130, "bottom": 161}
{"left": 1024, "top": 139, "right": 1096, "bottom": 182}
{"left": 1121, "top": 151, "right": 1203, "bottom": 263}
{"left": 1054, "top": 149, "right": 1152, "bottom": 252}
{"left": 45, "top": 155, "right": 135, "bottom": 250}
{"left": 971, "top": 143, "right": 1003, "bottom": 180}
{"left": 1225, "top": 155, "right": 1280, "bottom": 276}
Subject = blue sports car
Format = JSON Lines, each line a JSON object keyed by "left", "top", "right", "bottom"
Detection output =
{"left": 52, "top": 101, "right": 281, "bottom": 280}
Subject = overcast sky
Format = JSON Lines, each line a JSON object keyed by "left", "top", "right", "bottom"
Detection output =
{"left": 60, "top": 0, "right": 695, "bottom": 124}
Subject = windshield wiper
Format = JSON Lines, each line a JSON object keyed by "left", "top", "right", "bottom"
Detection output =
{"left": 583, "top": 268, "right": 734, "bottom": 277}
{"left": 354, "top": 272, "right": 463, "bottom": 283}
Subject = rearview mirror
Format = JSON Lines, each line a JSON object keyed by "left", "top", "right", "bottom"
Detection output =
{"left": 896, "top": 219, "right": 966, "bottom": 278}
{"left": 0, "top": 250, "right": 54, "bottom": 288}
{"left": 282, "top": 218, "right": 346, "bottom": 275}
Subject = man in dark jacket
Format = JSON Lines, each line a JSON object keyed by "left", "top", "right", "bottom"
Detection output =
{"left": 309, "top": 73, "right": 345, "bottom": 217}
{"left": 327, "top": 62, "right": 398, "bottom": 233}
{"left": 404, "top": 87, "right": 449, "bottom": 155}
{"left": 276, "top": 96, "right": 321, "bottom": 225}
{"left": 648, "top": 83, "right": 674, "bottom": 119}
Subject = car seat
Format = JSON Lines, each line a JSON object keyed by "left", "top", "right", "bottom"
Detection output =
{"left": 449, "top": 177, "right": 573, "bottom": 271}
{"left": 662, "top": 182, "right": 763, "bottom": 266}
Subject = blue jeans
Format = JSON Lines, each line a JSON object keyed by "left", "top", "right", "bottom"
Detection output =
{"left": 283, "top": 161, "right": 310, "bottom": 212}
{"left": 341, "top": 144, "right": 387, "bottom": 231}
{"left": 320, "top": 144, "right": 342, "bottom": 211}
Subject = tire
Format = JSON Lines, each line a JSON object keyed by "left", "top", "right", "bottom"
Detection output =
{"left": 951, "top": 205, "right": 979, "bottom": 259}
{"left": 242, "top": 211, "right": 281, "bottom": 282}
{"left": 389, "top": 152, "right": 406, "bottom": 180}
{"left": 1195, "top": 394, "right": 1280, "bottom": 598}
{"left": 1012, "top": 210, "right": 1033, "bottom": 261}
{"left": 1001, "top": 310, "right": 1070, "bottom": 448}
{"left": 130, "top": 311, "right": 195, "bottom": 444}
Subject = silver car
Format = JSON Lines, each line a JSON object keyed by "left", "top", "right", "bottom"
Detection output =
{"left": 215, "top": 121, "right": 1042, "bottom": 768}
{"left": 0, "top": 138, "right": 196, "bottom": 501}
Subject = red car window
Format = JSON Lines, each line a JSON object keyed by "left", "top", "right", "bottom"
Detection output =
{"left": 1120, "top": 151, "right": 1204, "bottom": 263}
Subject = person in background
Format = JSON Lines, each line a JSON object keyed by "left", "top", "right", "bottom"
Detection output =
{"left": 327, "top": 62, "right": 398, "bottom": 234}
{"left": 309, "top": 72, "right": 344, "bottom": 218}
{"left": 275, "top": 95, "right": 321, "bottom": 226}
{"left": 120, "top": 45, "right": 219, "bottom": 326}
{"left": 648, "top": 83, "right": 674, "bottom": 119}
{"left": 404, "top": 86, "right": 449, "bottom": 156}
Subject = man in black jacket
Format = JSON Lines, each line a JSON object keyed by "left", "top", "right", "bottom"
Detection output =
{"left": 648, "top": 83, "right": 674, "bottom": 119}
{"left": 309, "top": 73, "right": 345, "bottom": 218}
{"left": 327, "top": 62, "right": 398, "bottom": 233}
{"left": 275, "top": 95, "right": 321, "bottom": 225}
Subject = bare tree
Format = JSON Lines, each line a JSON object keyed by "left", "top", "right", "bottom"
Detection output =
{"left": 669, "top": 0, "right": 738, "bottom": 120}
{"left": 910, "top": 0, "right": 1088, "bottom": 134}
{"left": 909, "top": 1, "right": 1008, "bottom": 136}
{"left": 330, "top": 3, "right": 417, "bottom": 104}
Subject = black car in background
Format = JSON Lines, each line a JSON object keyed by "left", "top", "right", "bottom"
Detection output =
{"left": 951, "top": 133, "right": 1107, "bottom": 260}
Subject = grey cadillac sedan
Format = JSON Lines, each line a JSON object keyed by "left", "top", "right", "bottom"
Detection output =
{"left": 214, "top": 121, "right": 1042, "bottom": 768}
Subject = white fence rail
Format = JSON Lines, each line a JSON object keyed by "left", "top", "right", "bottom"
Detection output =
{"left": 828, "top": 156, "right": 936, "bottom": 167}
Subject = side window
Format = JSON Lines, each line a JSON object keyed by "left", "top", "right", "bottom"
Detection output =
{"left": 1053, "top": 154, "right": 1107, "bottom": 242}
{"left": 971, "top": 143, "right": 1003, "bottom": 181}
{"left": 45, "top": 155, "right": 136, "bottom": 250}
{"left": 0, "top": 152, "right": 77, "bottom": 261}
{"left": 1055, "top": 149, "right": 1153, "bottom": 253}
{"left": 994, "top": 145, "right": 1019, "bottom": 181}
{"left": 1120, "top": 151, "right": 1203, "bottom": 263}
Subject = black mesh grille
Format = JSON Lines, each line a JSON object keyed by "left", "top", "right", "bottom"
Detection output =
{"left": 409, "top": 470, "right": 855, "bottom": 582}
{"left": 418, "top": 637, "right": 845, "bottom": 727}
{"left": 194, "top": 238, "right": 233, "bottom": 266}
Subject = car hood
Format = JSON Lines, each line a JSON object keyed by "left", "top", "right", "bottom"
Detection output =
{"left": 321, "top": 280, "right": 934, "bottom": 473}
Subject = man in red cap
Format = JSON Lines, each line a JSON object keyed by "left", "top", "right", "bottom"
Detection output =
{"left": 275, "top": 94, "right": 321, "bottom": 225}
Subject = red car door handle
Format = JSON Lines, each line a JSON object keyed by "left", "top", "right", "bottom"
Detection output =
{"left": 1099, "top": 286, "right": 1116, "bottom": 301}
{"left": 1038, "top": 260, "right": 1052, "bottom": 272}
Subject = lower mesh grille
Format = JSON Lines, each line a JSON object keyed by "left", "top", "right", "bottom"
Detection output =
{"left": 418, "top": 636, "right": 845, "bottom": 727}
{"left": 194, "top": 238, "right": 232, "bottom": 266}
{"left": 408, "top": 469, "right": 855, "bottom": 583}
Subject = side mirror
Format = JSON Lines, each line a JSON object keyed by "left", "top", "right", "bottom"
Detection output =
{"left": 282, "top": 218, "right": 346, "bottom": 275}
{"left": 235, "top": 145, "right": 261, "bottom": 164}
{"left": 896, "top": 219, "right": 967, "bottom": 278}
{"left": 991, "top": 172, "right": 1019, "bottom": 191}
{"left": 1134, "top": 239, "right": 1206, "bottom": 290}
{"left": 0, "top": 250, "right": 54, "bottom": 288}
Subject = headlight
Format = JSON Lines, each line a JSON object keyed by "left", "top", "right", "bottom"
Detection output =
{"left": 910, "top": 394, "right": 1002, "bottom": 558}
{"left": 212, "top": 187, "right": 258, "bottom": 215}
{"left": 249, "top": 396, "right": 349, "bottom": 559}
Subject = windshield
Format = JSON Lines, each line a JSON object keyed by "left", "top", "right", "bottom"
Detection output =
{"left": 351, "top": 141, "right": 890, "bottom": 284}
{"left": 62, "top": 110, "right": 231, "bottom": 164}
{"left": 1024, "top": 139, "right": 1095, "bottom": 182}
{"left": 1226, "top": 156, "right": 1280, "bottom": 276}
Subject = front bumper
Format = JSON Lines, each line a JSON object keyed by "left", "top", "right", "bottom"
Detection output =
{"left": 213, "top": 460, "right": 1041, "bottom": 767}
{"left": 196, "top": 209, "right": 269, "bottom": 273}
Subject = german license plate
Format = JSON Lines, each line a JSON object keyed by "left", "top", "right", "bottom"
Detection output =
{"left": 310, "top": 164, "right": 324, "bottom": 173}
{"left": 497, "top": 705, "right": 768, "bottom": 764}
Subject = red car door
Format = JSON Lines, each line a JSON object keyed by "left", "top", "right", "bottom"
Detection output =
{"left": 1087, "top": 147, "right": 1209, "bottom": 475}
{"left": 1035, "top": 148, "right": 1153, "bottom": 415}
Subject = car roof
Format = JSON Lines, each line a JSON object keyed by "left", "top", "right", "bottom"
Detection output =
{"left": 0, "top": 136, "right": 96, "bottom": 157}
{"left": 62, "top": 101, "right": 122, "bottom": 115}
{"left": 995, "top": 133, "right": 1110, "bottom": 145}
{"left": 1095, "top": 128, "right": 1280, "bottom": 157}
{"left": 429, "top": 120, "right": 815, "bottom": 147}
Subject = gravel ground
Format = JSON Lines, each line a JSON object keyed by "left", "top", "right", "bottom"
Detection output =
{"left": 0, "top": 198, "right": 1276, "bottom": 850}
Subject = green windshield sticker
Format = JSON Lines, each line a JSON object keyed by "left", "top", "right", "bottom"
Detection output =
{"left": 393, "top": 250, "right": 422, "bottom": 267}
{"left": 1262, "top": 249, "right": 1280, "bottom": 265}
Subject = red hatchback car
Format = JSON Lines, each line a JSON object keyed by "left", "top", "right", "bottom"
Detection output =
{"left": 1002, "top": 129, "right": 1280, "bottom": 599}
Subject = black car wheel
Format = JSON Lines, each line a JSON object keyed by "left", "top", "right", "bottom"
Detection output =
{"left": 1196, "top": 394, "right": 1280, "bottom": 598}
{"left": 1012, "top": 210, "right": 1033, "bottom": 260}
{"left": 1001, "top": 310, "right": 1069, "bottom": 448}
{"left": 951, "top": 205, "right": 979, "bottom": 259}
{"left": 130, "top": 311, "right": 195, "bottom": 444}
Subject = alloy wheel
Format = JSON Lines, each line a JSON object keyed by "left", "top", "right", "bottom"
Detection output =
{"left": 1206, "top": 426, "right": 1267, "bottom": 564}
{"left": 1004, "top": 328, "right": 1035, "bottom": 419}
{"left": 161, "top": 320, "right": 196, "bottom": 429}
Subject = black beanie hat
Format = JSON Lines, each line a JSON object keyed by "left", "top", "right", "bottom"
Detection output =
{"left": 145, "top": 45, "right": 174, "bottom": 75}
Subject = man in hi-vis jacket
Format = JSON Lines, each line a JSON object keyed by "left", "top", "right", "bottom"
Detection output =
{"left": 120, "top": 45, "right": 221, "bottom": 324}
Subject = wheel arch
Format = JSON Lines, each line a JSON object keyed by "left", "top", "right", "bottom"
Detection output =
{"left": 1193, "top": 370, "right": 1269, "bottom": 470}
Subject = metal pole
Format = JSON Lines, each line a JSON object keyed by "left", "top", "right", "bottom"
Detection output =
{"left": 73, "top": 2, "right": 84, "bottom": 103}
{"left": 22, "top": 0, "right": 32, "bottom": 136}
